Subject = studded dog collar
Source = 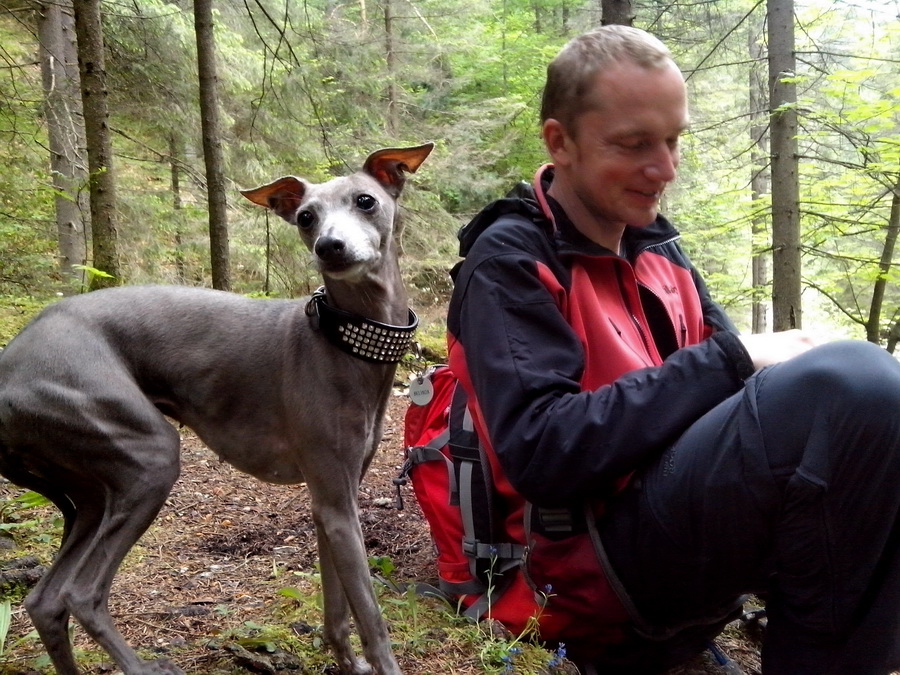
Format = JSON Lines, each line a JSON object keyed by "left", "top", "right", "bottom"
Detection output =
{"left": 305, "top": 287, "right": 418, "bottom": 364}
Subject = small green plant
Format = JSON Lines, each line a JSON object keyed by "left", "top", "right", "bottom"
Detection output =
{"left": 72, "top": 264, "right": 115, "bottom": 292}
{"left": 0, "top": 490, "right": 59, "bottom": 545}
{"left": 275, "top": 586, "right": 305, "bottom": 602}
{"left": 233, "top": 621, "right": 280, "bottom": 652}
{"left": 0, "top": 599, "right": 11, "bottom": 657}
{"left": 475, "top": 551, "right": 567, "bottom": 673}
{"left": 368, "top": 555, "right": 397, "bottom": 580}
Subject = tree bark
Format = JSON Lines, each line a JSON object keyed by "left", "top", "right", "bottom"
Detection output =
{"left": 39, "top": 0, "right": 89, "bottom": 292}
{"left": 887, "top": 318, "right": 900, "bottom": 354}
{"left": 767, "top": 0, "right": 801, "bottom": 329}
{"left": 73, "top": 0, "right": 119, "bottom": 289}
{"left": 601, "top": 0, "right": 634, "bottom": 26}
{"left": 866, "top": 177, "right": 900, "bottom": 344}
{"left": 169, "top": 133, "right": 186, "bottom": 285}
{"left": 194, "top": 0, "right": 231, "bottom": 291}
{"left": 384, "top": 0, "right": 398, "bottom": 134}
{"left": 749, "top": 23, "right": 769, "bottom": 333}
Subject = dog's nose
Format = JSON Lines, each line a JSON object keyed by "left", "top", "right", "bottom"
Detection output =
{"left": 315, "top": 236, "right": 346, "bottom": 262}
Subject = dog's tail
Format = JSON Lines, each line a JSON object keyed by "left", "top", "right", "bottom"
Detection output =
{"left": 0, "top": 434, "right": 77, "bottom": 545}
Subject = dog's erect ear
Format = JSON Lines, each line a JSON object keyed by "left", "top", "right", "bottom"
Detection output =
{"left": 240, "top": 177, "right": 307, "bottom": 223}
{"left": 362, "top": 143, "right": 434, "bottom": 198}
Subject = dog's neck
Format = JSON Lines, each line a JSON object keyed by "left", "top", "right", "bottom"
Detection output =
{"left": 321, "top": 253, "right": 408, "bottom": 327}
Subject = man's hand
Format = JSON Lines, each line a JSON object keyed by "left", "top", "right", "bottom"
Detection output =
{"left": 739, "top": 329, "right": 823, "bottom": 370}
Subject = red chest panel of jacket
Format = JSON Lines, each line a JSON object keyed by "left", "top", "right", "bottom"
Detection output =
{"left": 541, "top": 249, "right": 707, "bottom": 391}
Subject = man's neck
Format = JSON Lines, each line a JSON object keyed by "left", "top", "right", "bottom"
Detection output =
{"left": 546, "top": 180, "right": 625, "bottom": 254}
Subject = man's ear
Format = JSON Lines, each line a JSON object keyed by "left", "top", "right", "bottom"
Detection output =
{"left": 542, "top": 118, "right": 572, "bottom": 167}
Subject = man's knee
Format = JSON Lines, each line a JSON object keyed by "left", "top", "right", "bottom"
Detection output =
{"left": 755, "top": 340, "right": 900, "bottom": 476}
{"left": 798, "top": 340, "right": 900, "bottom": 415}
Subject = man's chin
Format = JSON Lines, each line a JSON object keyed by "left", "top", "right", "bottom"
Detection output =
{"left": 627, "top": 210, "right": 659, "bottom": 228}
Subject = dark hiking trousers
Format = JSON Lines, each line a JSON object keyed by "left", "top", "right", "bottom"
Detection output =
{"left": 597, "top": 340, "right": 900, "bottom": 674}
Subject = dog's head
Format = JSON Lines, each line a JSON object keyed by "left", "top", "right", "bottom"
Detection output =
{"left": 241, "top": 143, "right": 433, "bottom": 281}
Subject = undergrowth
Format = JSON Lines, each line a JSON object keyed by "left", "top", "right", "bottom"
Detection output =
{"left": 0, "top": 490, "right": 567, "bottom": 675}
{"left": 0, "top": 295, "right": 52, "bottom": 347}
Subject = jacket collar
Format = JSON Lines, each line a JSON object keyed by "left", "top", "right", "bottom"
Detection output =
{"left": 456, "top": 164, "right": 681, "bottom": 260}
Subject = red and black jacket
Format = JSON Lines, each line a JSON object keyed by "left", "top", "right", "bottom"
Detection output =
{"left": 446, "top": 165, "right": 754, "bottom": 648}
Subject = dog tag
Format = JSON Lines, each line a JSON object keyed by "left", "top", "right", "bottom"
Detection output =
{"left": 408, "top": 374, "right": 434, "bottom": 406}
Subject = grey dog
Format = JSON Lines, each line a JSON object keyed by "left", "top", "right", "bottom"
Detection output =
{"left": 0, "top": 143, "right": 433, "bottom": 675}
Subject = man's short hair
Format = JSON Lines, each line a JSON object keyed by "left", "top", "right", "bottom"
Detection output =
{"left": 540, "top": 25, "right": 674, "bottom": 132}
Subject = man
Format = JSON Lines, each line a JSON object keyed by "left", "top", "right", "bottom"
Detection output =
{"left": 447, "top": 25, "right": 900, "bottom": 674}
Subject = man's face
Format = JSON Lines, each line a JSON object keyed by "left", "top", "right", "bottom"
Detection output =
{"left": 544, "top": 59, "right": 689, "bottom": 246}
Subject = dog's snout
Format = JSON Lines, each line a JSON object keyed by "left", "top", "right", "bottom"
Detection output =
{"left": 315, "top": 235, "right": 346, "bottom": 261}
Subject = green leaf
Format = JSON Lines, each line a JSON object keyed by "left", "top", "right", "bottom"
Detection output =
{"left": 276, "top": 587, "right": 304, "bottom": 600}
{"left": 13, "top": 492, "right": 51, "bottom": 508}
{"left": 0, "top": 600, "right": 10, "bottom": 656}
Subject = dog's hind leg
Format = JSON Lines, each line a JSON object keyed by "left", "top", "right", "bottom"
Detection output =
{"left": 24, "top": 416, "right": 183, "bottom": 675}
{"left": 0, "top": 445, "right": 80, "bottom": 673}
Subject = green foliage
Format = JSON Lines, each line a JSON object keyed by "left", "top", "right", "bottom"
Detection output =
{"left": 0, "top": 490, "right": 60, "bottom": 606}
{"left": 0, "top": 490, "right": 60, "bottom": 548}
{"left": 0, "top": 599, "right": 9, "bottom": 657}
{"left": 0, "top": 296, "right": 52, "bottom": 347}
{"left": 1, "top": 0, "right": 898, "bottom": 336}
{"left": 0, "top": 15, "right": 59, "bottom": 297}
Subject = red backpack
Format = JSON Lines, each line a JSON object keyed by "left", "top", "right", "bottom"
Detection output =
{"left": 397, "top": 364, "right": 635, "bottom": 657}
{"left": 396, "top": 365, "right": 526, "bottom": 620}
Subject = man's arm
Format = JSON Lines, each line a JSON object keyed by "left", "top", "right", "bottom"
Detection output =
{"left": 449, "top": 245, "right": 754, "bottom": 506}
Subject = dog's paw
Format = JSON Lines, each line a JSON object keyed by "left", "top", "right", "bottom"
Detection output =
{"left": 139, "top": 657, "right": 186, "bottom": 675}
{"left": 325, "top": 656, "right": 375, "bottom": 675}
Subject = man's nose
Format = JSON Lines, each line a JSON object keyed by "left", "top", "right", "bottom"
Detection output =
{"left": 644, "top": 146, "right": 678, "bottom": 182}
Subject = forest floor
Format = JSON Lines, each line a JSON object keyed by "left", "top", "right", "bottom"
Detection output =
{"left": 0, "top": 389, "right": 766, "bottom": 675}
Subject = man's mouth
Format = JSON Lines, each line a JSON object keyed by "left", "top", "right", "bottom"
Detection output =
{"left": 631, "top": 188, "right": 662, "bottom": 202}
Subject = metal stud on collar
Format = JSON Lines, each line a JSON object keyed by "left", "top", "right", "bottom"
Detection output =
{"left": 305, "top": 287, "right": 418, "bottom": 364}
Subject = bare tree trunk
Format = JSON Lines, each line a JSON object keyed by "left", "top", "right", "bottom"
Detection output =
{"left": 601, "top": 0, "right": 634, "bottom": 26}
{"left": 887, "top": 318, "right": 900, "bottom": 354}
{"left": 384, "top": 0, "right": 398, "bottom": 134}
{"left": 866, "top": 177, "right": 900, "bottom": 344}
{"left": 39, "top": 0, "right": 89, "bottom": 293}
{"left": 169, "top": 133, "right": 186, "bottom": 285}
{"left": 767, "top": 0, "right": 801, "bottom": 329}
{"left": 73, "top": 0, "right": 119, "bottom": 289}
{"left": 749, "top": 23, "right": 769, "bottom": 333}
{"left": 194, "top": 0, "right": 230, "bottom": 291}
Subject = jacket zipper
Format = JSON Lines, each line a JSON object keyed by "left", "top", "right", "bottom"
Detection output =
{"left": 636, "top": 234, "right": 681, "bottom": 255}
{"left": 634, "top": 235, "right": 687, "bottom": 350}
{"left": 613, "top": 262, "right": 657, "bottom": 361}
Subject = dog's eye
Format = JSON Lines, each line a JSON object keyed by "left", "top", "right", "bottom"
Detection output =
{"left": 297, "top": 210, "right": 316, "bottom": 229}
{"left": 356, "top": 194, "right": 377, "bottom": 212}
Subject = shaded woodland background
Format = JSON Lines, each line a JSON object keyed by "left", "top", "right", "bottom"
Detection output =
{"left": 0, "top": 0, "right": 898, "bottom": 346}
{"left": 0, "top": 2, "right": 898, "bottom": 673}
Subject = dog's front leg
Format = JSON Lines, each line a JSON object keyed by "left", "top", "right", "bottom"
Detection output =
{"left": 311, "top": 499, "right": 401, "bottom": 675}
{"left": 316, "top": 528, "right": 373, "bottom": 675}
